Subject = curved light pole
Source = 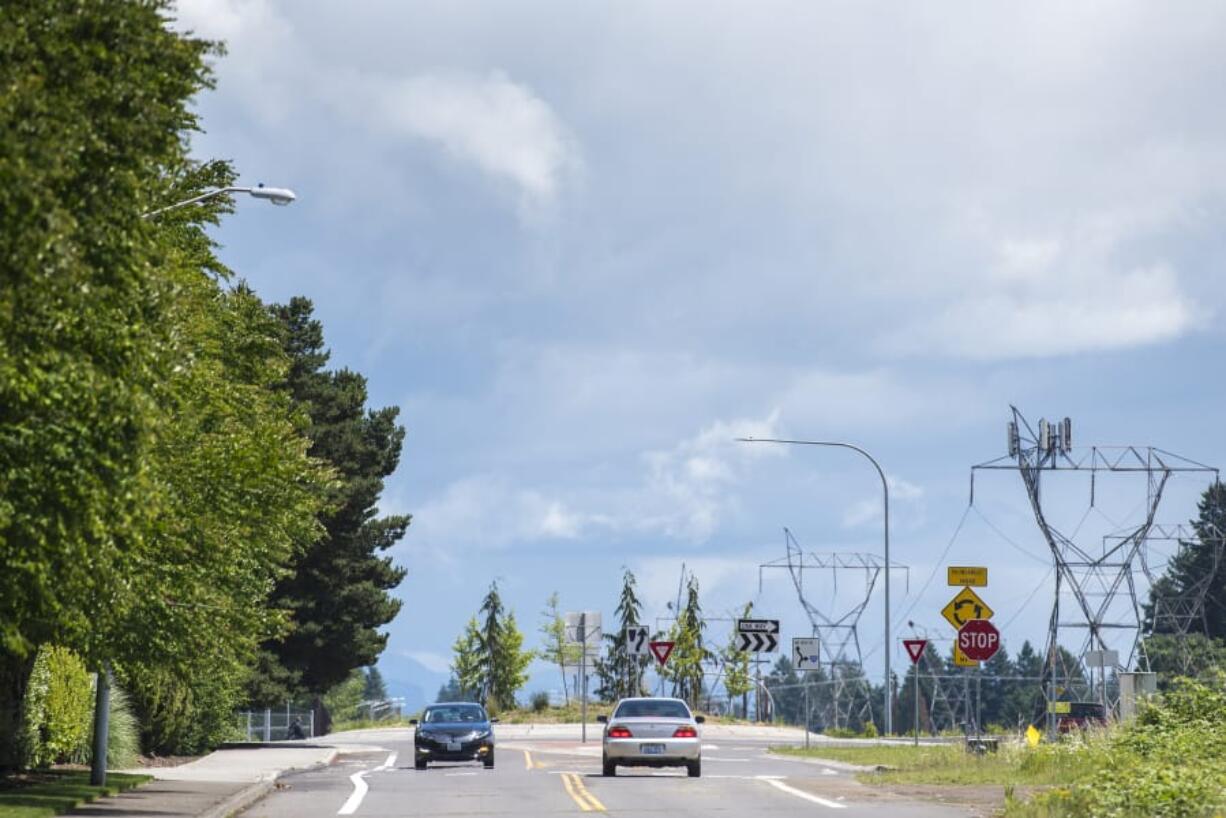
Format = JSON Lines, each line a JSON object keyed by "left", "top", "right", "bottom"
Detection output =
{"left": 737, "top": 436, "right": 893, "bottom": 735}
{"left": 89, "top": 182, "right": 298, "bottom": 787}
{"left": 143, "top": 183, "right": 297, "bottom": 219}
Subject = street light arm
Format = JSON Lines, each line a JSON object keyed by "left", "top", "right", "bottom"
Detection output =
{"left": 737, "top": 435, "right": 894, "bottom": 735}
{"left": 142, "top": 186, "right": 250, "bottom": 219}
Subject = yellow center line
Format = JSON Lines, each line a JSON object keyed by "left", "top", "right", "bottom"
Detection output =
{"left": 561, "top": 772, "right": 607, "bottom": 812}
{"left": 524, "top": 750, "right": 534, "bottom": 770}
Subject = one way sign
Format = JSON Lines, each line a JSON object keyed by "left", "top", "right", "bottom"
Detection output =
{"left": 735, "top": 619, "right": 779, "bottom": 653}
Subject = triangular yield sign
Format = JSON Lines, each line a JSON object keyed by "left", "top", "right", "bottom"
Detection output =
{"left": 649, "top": 640, "right": 675, "bottom": 666}
{"left": 903, "top": 639, "right": 928, "bottom": 664}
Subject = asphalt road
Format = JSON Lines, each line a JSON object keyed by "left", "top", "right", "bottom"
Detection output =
{"left": 238, "top": 729, "right": 973, "bottom": 818}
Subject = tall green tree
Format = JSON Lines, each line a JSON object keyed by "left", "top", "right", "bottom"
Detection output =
{"left": 364, "top": 667, "right": 388, "bottom": 702}
{"left": 721, "top": 604, "right": 754, "bottom": 717}
{"left": 539, "top": 593, "right": 580, "bottom": 704}
{"left": 594, "top": 571, "right": 649, "bottom": 701}
{"left": 473, "top": 583, "right": 534, "bottom": 710}
{"left": 0, "top": 0, "right": 329, "bottom": 765}
{"left": 250, "top": 298, "right": 408, "bottom": 704}
{"left": 450, "top": 617, "right": 483, "bottom": 702}
{"left": 663, "top": 577, "right": 711, "bottom": 708}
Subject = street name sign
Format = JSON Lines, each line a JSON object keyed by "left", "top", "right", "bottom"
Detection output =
{"left": 947, "top": 566, "right": 988, "bottom": 587}
{"left": 903, "top": 639, "right": 928, "bottom": 664}
{"left": 649, "top": 641, "right": 675, "bottom": 667}
{"left": 793, "top": 637, "right": 820, "bottom": 671}
{"left": 736, "top": 619, "right": 780, "bottom": 653}
{"left": 626, "top": 626, "right": 650, "bottom": 657}
{"left": 957, "top": 619, "right": 1001, "bottom": 661}
{"left": 941, "top": 587, "right": 994, "bottom": 630}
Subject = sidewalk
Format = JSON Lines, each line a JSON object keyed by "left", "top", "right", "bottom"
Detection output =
{"left": 67, "top": 743, "right": 345, "bottom": 818}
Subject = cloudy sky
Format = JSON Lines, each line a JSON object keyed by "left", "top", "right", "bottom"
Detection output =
{"left": 175, "top": 0, "right": 1226, "bottom": 703}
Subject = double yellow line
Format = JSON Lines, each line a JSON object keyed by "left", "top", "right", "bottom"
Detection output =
{"left": 560, "top": 772, "right": 606, "bottom": 812}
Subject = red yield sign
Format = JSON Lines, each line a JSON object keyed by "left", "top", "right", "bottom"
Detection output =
{"left": 957, "top": 619, "right": 1001, "bottom": 662}
{"left": 649, "top": 641, "right": 675, "bottom": 667}
{"left": 903, "top": 639, "right": 928, "bottom": 664}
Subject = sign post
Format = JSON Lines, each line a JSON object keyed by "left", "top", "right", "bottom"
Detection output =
{"left": 566, "top": 612, "right": 602, "bottom": 743}
{"left": 903, "top": 639, "right": 928, "bottom": 747}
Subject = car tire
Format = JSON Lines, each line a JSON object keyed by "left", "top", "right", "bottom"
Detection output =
{"left": 484, "top": 752, "right": 495, "bottom": 769}
{"left": 602, "top": 755, "right": 616, "bottom": 777}
{"left": 415, "top": 759, "right": 427, "bottom": 771}
{"left": 686, "top": 759, "right": 701, "bottom": 778}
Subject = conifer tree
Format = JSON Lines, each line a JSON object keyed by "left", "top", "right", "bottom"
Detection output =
{"left": 594, "top": 570, "right": 649, "bottom": 701}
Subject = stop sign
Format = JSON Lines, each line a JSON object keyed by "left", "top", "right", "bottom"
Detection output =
{"left": 957, "top": 619, "right": 1001, "bottom": 661}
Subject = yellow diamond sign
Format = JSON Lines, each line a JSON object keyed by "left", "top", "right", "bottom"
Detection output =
{"left": 941, "top": 586, "right": 994, "bottom": 630}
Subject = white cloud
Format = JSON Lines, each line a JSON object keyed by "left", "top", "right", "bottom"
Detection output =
{"left": 375, "top": 70, "right": 580, "bottom": 212}
{"left": 842, "top": 477, "right": 924, "bottom": 529}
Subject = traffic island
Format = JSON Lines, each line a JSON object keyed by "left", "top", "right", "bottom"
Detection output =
{"left": 0, "top": 771, "right": 151, "bottom": 818}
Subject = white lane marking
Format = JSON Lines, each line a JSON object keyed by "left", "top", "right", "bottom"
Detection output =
{"left": 337, "top": 770, "right": 369, "bottom": 815}
{"left": 822, "top": 768, "right": 838, "bottom": 775}
{"left": 761, "top": 777, "right": 848, "bottom": 810}
{"left": 708, "top": 774, "right": 785, "bottom": 780}
{"left": 377, "top": 752, "right": 397, "bottom": 770}
{"left": 701, "top": 744, "right": 720, "bottom": 750}
{"left": 445, "top": 772, "right": 479, "bottom": 777}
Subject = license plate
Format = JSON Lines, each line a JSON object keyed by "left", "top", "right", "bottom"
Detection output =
{"left": 639, "top": 743, "right": 665, "bottom": 755}
{"left": 446, "top": 741, "right": 462, "bottom": 751}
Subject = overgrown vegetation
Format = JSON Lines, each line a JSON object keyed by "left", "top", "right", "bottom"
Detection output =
{"left": 0, "top": 0, "right": 405, "bottom": 768}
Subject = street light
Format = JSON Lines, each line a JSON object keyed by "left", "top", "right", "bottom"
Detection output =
{"left": 89, "top": 182, "right": 298, "bottom": 787}
{"left": 737, "top": 436, "right": 894, "bottom": 735}
{"left": 142, "top": 183, "right": 297, "bottom": 219}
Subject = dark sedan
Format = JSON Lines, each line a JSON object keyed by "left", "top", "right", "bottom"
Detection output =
{"left": 411, "top": 703, "right": 497, "bottom": 769}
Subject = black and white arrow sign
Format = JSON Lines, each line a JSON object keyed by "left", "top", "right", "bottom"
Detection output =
{"left": 734, "top": 618, "right": 780, "bottom": 653}
{"left": 626, "top": 626, "right": 649, "bottom": 657}
{"left": 736, "top": 632, "right": 778, "bottom": 652}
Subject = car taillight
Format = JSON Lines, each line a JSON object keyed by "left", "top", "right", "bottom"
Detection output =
{"left": 607, "top": 726, "right": 633, "bottom": 738}
{"left": 673, "top": 726, "right": 697, "bottom": 738}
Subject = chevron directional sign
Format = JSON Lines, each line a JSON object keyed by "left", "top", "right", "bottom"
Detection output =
{"left": 735, "top": 619, "right": 780, "bottom": 653}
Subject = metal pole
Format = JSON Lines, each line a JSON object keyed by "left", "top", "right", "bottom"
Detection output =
{"left": 804, "top": 682, "right": 810, "bottom": 750}
{"left": 264, "top": 708, "right": 271, "bottom": 743}
{"left": 580, "top": 612, "right": 587, "bottom": 744}
{"left": 737, "top": 438, "right": 892, "bottom": 734}
{"left": 90, "top": 665, "right": 111, "bottom": 786}
{"left": 913, "top": 664, "right": 920, "bottom": 747}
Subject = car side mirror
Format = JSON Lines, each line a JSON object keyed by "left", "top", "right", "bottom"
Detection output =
{"left": 694, "top": 716, "right": 705, "bottom": 724}
{"left": 596, "top": 715, "right": 608, "bottom": 723}
{"left": 490, "top": 717, "right": 500, "bottom": 724}
{"left": 409, "top": 719, "right": 418, "bottom": 726}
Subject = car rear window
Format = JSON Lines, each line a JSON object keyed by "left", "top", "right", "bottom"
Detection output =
{"left": 614, "top": 700, "right": 691, "bottom": 719}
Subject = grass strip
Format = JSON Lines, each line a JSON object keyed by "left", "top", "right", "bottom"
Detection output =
{"left": 0, "top": 771, "right": 151, "bottom": 818}
{"left": 771, "top": 742, "right": 1099, "bottom": 788}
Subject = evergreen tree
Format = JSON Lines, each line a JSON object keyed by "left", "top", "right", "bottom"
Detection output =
{"left": 978, "top": 646, "right": 1013, "bottom": 728}
{"left": 363, "top": 667, "right": 388, "bottom": 702}
{"left": 451, "top": 617, "right": 483, "bottom": 702}
{"left": 1147, "top": 481, "right": 1226, "bottom": 639}
{"left": 471, "top": 583, "right": 534, "bottom": 710}
{"left": 766, "top": 657, "right": 802, "bottom": 723}
{"left": 251, "top": 298, "right": 408, "bottom": 702}
{"left": 1000, "top": 640, "right": 1045, "bottom": 727}
{"left": 594, "top": 570, "right": 649, "bottom": 701}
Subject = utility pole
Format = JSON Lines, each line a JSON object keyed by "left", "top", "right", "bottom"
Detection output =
{"left": 580, "top": 612, "right": 587, "bottom": 744}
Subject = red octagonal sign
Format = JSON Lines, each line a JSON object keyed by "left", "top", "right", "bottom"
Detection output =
{"left": 957, "top": 619, "right": 1001, "bottom": 662}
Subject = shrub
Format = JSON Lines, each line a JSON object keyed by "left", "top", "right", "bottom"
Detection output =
{"left": 861, "top": 722, "right": 879, "bottom": 738}
{"left": 101, "top": 683, "right": 141, "bottom": 769}
{"left": 824, "top": 727, "right": 858, "bottom": 738}
{"left": 20, "top": 646, "right": 94, "bottom": 768}
{"left": 530, "top": 692, "right": 550, "bottom": 713}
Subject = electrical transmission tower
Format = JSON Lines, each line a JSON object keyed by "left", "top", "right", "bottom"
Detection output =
{"left": 1140, "top": 523, "right": 1226, "bottom": 637}
{"left": 758, "top": 528, "right": 908, "bottom": 730}
{"left": 972, "top": 407, "right": 1218, "bottom": 717}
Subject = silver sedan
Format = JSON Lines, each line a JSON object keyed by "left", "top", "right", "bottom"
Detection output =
{"left": 598, "top": 697, "right": 704, "bottom": 777}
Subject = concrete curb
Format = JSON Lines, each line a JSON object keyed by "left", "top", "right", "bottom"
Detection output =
{"left": 198, "top": 779, "right": 275, "bottom": 818}
{"left": 198, "top": 748, "right": 339, "bottom": 818}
